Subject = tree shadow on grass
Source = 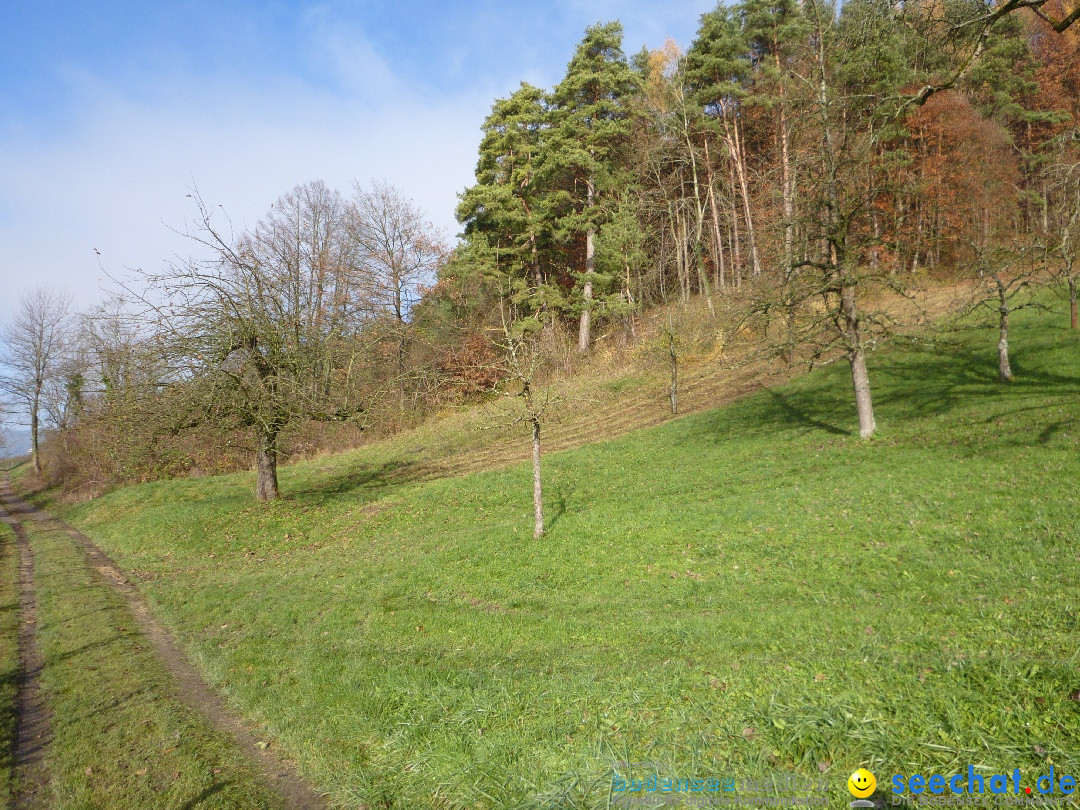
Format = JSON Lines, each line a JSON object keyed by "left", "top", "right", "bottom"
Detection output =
{"left": 684, "top": 366, "right": 856, "bottom": 444}
{"left": 764, "top": 389, "right": 851, "bottom": 436}
{"left": 179, "top": 780, "right": 233, "bottom": 809}
{"left": 683, "top": 332, "right": 1078, "bottom": 447}
{"left": 871, "top": 343, "right": 1080, "bottom": 423}
{"left": 545, "top": 482, "right": 577, "bottom": 534}
{"left": 285, "top": 458, "right": 438, "bottom": 506}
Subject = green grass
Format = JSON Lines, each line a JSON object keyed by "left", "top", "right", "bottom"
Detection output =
{"left": 22, "top": 516, "right": 283, "bottom": 808}
{"left": 48, "top": 302, "right": 1080, "bottom": 808}
{"left": 0, "top": 523, "right": 19, "bottom": 806}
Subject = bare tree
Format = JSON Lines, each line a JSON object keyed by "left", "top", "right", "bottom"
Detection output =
{"left": 348, "top": 180, "right": 445, "bottom": 405}
{"left": 1046, "top": 157, "right": 1080, "bottom": 330}
{"left": 81, "top": 293, "right": 162, "bottom": 403}
{"left": 130, "top": 182, "right": 371, "bottom": 501}
{"left": 0, "top": 286, "right": 72, "bottom": 473}
{"left": 486, "top": 300, "right": 561, "bottom": 540}
{"left": 960, "top": 242, "right": 1044, "bottom": 382}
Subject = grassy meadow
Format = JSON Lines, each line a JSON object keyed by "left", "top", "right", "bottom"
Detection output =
{"left": 34, "top": 301, "right": 1080, "bottom": 808}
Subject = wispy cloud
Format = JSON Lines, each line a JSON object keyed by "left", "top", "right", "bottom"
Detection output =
{"left": 0, "top": 59, "right": 488, "bottom": 319}
{"left": 0, "top": 1, "right": 717, "bottom": 322}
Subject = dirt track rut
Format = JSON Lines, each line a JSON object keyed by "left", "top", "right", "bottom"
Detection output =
{"left": 0, "top": 473, "right": 329, "bottom": 809}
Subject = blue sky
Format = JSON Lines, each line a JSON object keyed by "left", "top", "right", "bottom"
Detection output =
{"left": 0, "top": 0, "right": 717, "bottom": 329}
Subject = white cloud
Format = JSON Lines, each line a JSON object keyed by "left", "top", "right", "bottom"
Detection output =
{"left": 0, "top": 59, "right": 489, "bottom": 323}
{"left": 0, "top": 0, "right": 718, "bottom": 324}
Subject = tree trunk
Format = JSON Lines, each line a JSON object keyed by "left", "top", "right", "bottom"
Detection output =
{"left": 842, "top": 286, "right": 876, "bottom": 439}
{"left": 578, "top": 178, "right": 596, "bottom": 354}
{"left": 707, "top": 180, "right": 726, "bottom": 292}
{"left": 397, "top": 331, "right": 407, "bottom": 410}
{"left": 848, "top": 348, "right": 876, "bottom": 439}
{"left": 683, "top": 129, "right": 714, "bottom": 316}
{"left": 998, "top": 306, "right": 1013, "bottom": 382}
{"left": 255, "top": 427, "right": 280, "bottom": 501}
{"left": 30, "top": 397, "right": 41, "bottom": 474}
{"left": 625, "top": 262, "right": 637, "bottom": 339}
{"left": 725, "top": 119, "right": 761, "bottom": 277}
{"left": 703, "top": 139, "right": 726, "bottom": 292}
{"left": 1069, "top": 275, "right": 1077, "bottom": 330}
{"left": 678, "top": 213, "right": 690, "bottom": 304}
{"left": 728, "top": 164, "right": 743, "bottom": 287}
{"left": 531, "top": 417, "right": 543, "bottom": 539}
{"left": 776, "top": 70, "right": 795, "bottom": 273}
{"left": 668, "top": 339, "right": 679, "bottom": 415}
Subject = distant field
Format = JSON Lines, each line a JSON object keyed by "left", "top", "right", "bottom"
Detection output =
{"left": 42, "top": 301, "right": 1080, "bottom": 808}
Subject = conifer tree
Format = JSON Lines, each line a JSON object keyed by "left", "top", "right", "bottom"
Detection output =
{"left": 457, "top": 83, "right": 555, "bottom": 318}
{"left": 542, "top": 22, "right": 639, "bottom": 353}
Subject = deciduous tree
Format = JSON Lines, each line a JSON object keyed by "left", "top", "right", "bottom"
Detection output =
{"left": 0, "top": 286, "right": 73, "bottom": 473}
{"left": 136, "top": 182, "right": 371, "bottom": 501}
{"left": 350, "top": 180, "right": 446, "bottom": 405}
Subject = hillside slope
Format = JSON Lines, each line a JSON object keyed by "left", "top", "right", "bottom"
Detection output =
{"left": 38, "top": 300, "right": 1080, "bottom": 808}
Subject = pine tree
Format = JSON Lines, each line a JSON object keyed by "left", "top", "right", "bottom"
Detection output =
{"left": 542, "top": 22, "right": 639, "bottom": 353}
{"left": 457, "top": 82, "right": 555, "bottom": 319}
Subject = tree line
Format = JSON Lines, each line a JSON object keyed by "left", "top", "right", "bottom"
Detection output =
{"left": 1, "top": 179, "right": 448, "bottom": 499}
{"left": 1, "top": 0, "right": 1077, "bottom": 526}
{"left": 451, "top": 0, "right": 1080, "bottom": 440}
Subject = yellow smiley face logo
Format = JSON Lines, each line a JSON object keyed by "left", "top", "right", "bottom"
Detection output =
{"left": 848, "top": 768, "right": 876, "bottom": 798}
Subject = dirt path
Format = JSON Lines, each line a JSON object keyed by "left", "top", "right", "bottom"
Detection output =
{"left": 0, "top": 474, "right": 329, "bottom": 810}
{"left": 0, "top": 480, "right": 52, "bottom": 809}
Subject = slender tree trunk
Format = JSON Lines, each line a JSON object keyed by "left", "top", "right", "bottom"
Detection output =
{"left": 578, "top": 176, "right": 595, "bottom": 354}
{"left": 625, "top": 262, "right": 637, "bottom": 339}
{"left": 894, "top": 197, "right": 905, "bottom": 275}
{"left": 775, "top": 63, "right": 795, "bottom": 273}
{"left": 668, "top": 333, "right": 679, "bottom": 415}
{"left": 531, "top": 417, "right": 543, "bottom": 539}
{"left": 1069, "top": 274, "right": 1077, "bottom": 330}
{"left": 725, "top": 119, "right": 761, "bottom": 277}
{"left": 30, "top": 395, "right": 41, "bottom": 474}
{"left": 679, "top": 213, "right": 690, "bottom": 304}
{"left": 707, "top": 182, "right": 726, "bottom": 293}
{"left": 703, "top": 139, "right": 726, "bottom": 292}
{"left": 683, "top": 128, "right": 714, "bottom": 316}
{"left": 728, "top": 164, "right": 743, "bottom": 287}
{"left": 397, "top": 330, "right": 407, "bottom": 410}
{"left": 998, "top": 304, "right": 1013, "bottom": 382}
{"left": 870, "top": 212, "right": 881, "bottom": 273}
{"left": 255, "top": 426, "right": 280, "bottom": 502}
